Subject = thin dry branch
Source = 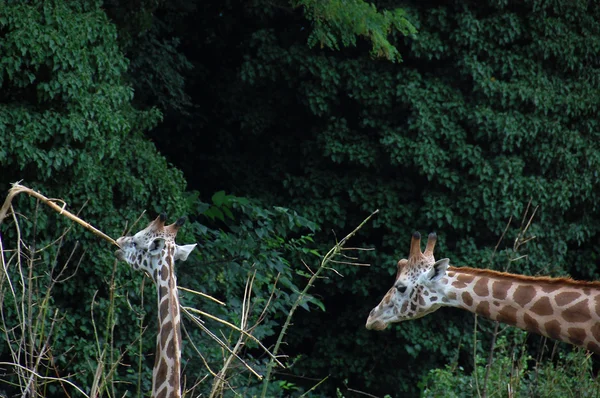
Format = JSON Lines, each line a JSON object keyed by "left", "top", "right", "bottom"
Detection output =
{"left": 178, "top": 286, "right": 226, "bottom": 306}
{"left": 260, "top": 209, "right": 379, "bottom": 398}
{"left": 0, "top": 362, "right": 90, "bottom": 397}
{"left": 0, "top": 182, "right": 119, "bottom": 247}
{"left": 182, "top": 307, "right": 264, "bottom": 380}
{"left": 250, "top": 273, "right": 280, "bottom": 333}
{"left": 209, "top": 271, "right": 256, "bottom": 398}
{"left": 329, "top": 259, "right": 370, "bottom": 267}
{"left": 182, "top": 306, "right": 284, "bottom": 368}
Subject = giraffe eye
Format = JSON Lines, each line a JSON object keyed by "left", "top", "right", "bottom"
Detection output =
{"left": 396, "top": 285, "right": 407, "bottom": 294}
{"left": 149, "top": 239, "right": 162, "bottom": 252}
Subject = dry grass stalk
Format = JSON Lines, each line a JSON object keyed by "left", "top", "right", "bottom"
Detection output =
{"left": 0, "top": 182, "right": 119, "bottom": 247}
{"left": 260, "top": 209, "right": 379, "bottom": 398}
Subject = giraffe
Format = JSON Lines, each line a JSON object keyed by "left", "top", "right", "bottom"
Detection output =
{"left": 366, "top": 231, "right": 600, "bottom": 354}
{"left": 115, "top": 213, "right": 197, "bottom": 398}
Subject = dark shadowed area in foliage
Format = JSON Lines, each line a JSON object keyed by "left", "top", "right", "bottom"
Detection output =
{"left": 1, "top": 0, "right": 600, "bottom": 396}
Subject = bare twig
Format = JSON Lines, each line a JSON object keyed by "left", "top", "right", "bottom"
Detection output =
{"left": 329, "top": 259, "right": 370, "bottom": 267}
{"left": 251, "top": 273, "right": 281, "bottom": 332}
{"left": 0, "top": 362, "right": 90, "bottom": 397}
{"left": 481, "top": 215, "right": 513, "bottom": 398}
{"left": 0, "top": 182, "right": 119, "bottom": 247}
{"left": 301, "top": 259, "right": 315, "bottom": 275}
{"left": 178, "top": 286, "right": 226, "bottom": 306}
{"left": 259, "top": 210, "right": 379, "bottom": 398}
{"left": 481, "top": 202, "right": 538, "bottom": 398}
{"left": 342, "top": 379, "right": 380, "bottom": 398}
{"left": 473, "top": 314, "right": 482, "bottom": 398}
{"left": 209, "top": 271, "right": 256, "bottom": 398}
{"left": 299, "top": 375, "right": 330, "bottom": 397}
{"left": 182, "top": 306, "right": 284, "bottom": 368}
{"left": 182, "top": 307, "right": 264, "bottom": 380}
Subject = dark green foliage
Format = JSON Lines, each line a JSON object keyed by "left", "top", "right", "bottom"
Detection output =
{"left": 0, "top": 0, "right": 401, "bottom": 395}
{"left": 3, "top": 0, "right": 600, "bottom": 396}
{"left": 422, "top": 330, "right": 600, "bottom": 398}
{"left": 102, "top": 0, "right": 194, "bottom": 114}
{"left": 147, "top": 0, "right": 600, "bottom": 395}
{"left": 0, "top": 2, "right": 324, "bottom": 395}
{"left": 0, "top": 0, "right": 190, "bottom": 394}
{"left": 295, "top": 0, "right": 416, "bottom": 61}
{"left": 182, "top": 194, "right": 321, "bottom": 396}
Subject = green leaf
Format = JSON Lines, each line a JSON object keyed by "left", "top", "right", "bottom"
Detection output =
{"left": 212, "top": 190, "right": 227, "bottom": 206}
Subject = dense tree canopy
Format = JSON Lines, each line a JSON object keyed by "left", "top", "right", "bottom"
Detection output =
{"left": 1, "top": 0, "right": 600, "bottom": 396}
{"left": 149, "top": 0, "right": 600, "bottom": 394}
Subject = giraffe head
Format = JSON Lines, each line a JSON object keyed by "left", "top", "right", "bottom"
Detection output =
{"left": 115, "top": 213, "right": 197, "bottom": 280}
{"left": 366, "top": 232, "right": 450, "bottom": 331}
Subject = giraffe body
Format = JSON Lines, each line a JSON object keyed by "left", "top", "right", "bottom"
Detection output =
{"left": 115, "top": 214, "right": 196, "bottom": 398}
{"left": 366, "top": 232, "right": 600, "bottom": 354}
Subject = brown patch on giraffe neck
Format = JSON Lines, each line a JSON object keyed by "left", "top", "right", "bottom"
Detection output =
{"left": 155, "top": 388, "right": 168, "bottom": 398}
{"left": 513, "top": 285, "right": 536, "bottom": 307}
{"left": 491, "top": 280, "right": 512, "bottom": 300}
{"left": 496, "top": 305, "right": 518, "bottom": 325}
{"left": 452, "top": 279, "right": 469, "bottom": 289}
{"left": 540, "top": 284, "right": 560, "bottom": 294}
{"left": 530, "top": 296, "right": 553, "bottom": 316}
{"left": 473, "top": 278, "right": 489, "bottom": 297}
{"left": 462, "top": 292, "right": 473, "bottom": 307}
{"left": 555, "top": 291, "right": 581, "bottom": 306}
{"left": 592, "top": 323, "right": 600, "bottom": 343}
{"left": 154, "top": 356, "right": 169, "bottom": 391}
{"left": 161, "top": 263, "right": 169, "bottom": 281}
{"left": 567, "top": 327, "right": 587, "bottom": 346}
{"left": 457, "top": 274, "right": 475, "bottom": 284}
{"left": 476, "top": 301, "right": 490, "bottom": 318}
{"left": 587, "top": 341, "right": 600, "bottom": 354}
{"left": 523, "top": 313, "right": 540, "bottom": 335}
{"left": 159, "top": 285, "right": 168, "bottom": 299}
{"left": 159, "top": 299, "right": 170, "bottom": 325}
{"left": 543, "top": 320, "right": 562, "bottom": 341}
{"left": 562, "top": 299, "right": 591, "bottom": 322}
{"left": 166, "top": 333, "right": 177, "bottom": 359}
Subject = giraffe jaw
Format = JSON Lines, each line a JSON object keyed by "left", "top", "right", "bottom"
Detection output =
{"left": 365, "top": 319, "right": 389, "bottom": 331}
{"left": 114, "top": 249, "right": 126, "bottom": 262}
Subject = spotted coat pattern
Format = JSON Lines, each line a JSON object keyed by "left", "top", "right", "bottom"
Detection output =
{"left": 115, "top": 214, "right": 197, "bottom": 398}
{"left": 365, "top": 232, "right": 600, "bottom": 355}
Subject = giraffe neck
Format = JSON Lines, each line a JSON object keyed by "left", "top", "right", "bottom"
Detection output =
{"left": 151, "top": 247, "right": 182, "bottom": 398}
{"left": 437, "top": 266, "right": 600, "bottom": 354}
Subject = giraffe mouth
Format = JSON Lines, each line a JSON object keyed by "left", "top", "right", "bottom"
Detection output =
{"left": 365, "top": 318, "right": 389, "bottom": 331}
{"left": 114, "top": 249, "right": 125, "bottom": 261}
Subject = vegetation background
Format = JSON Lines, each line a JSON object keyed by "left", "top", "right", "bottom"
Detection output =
{"left": 1, "top": 0, "right": 600, "bottom": 396}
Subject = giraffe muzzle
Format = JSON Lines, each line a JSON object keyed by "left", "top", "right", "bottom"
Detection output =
{"left": 114, "top": 249, "right": 125, "bottom": 261}
{"left": 365, "top": 318, "right": 388, "bottom": 331}
{"left": 366, "top": 308, "right": 390, "bottom": 330}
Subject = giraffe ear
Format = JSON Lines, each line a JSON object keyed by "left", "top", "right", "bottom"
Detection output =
{"left": 175, "top": 244, "right": 197, "bottom": 262}
{"left": 149, "top": 238, "right": 166, "bottom": 255}
{"left": 427, "top": 258, "right": 450, "bottom": 282}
